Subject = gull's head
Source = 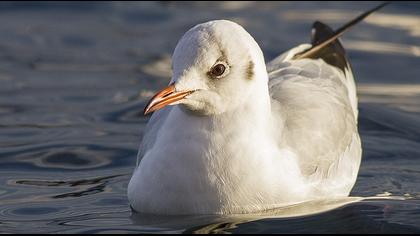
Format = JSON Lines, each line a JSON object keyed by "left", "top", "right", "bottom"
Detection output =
{"left": 144, "top": 20, "right": 267, "bottom": 116}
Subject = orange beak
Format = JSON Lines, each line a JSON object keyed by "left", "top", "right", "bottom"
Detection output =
{"left": 143, "top": 84, "right": 194, "bottom": 115}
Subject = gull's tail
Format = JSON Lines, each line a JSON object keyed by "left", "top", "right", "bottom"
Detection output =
{"left": 293, "top": 2, "right": 389, "bottom": 61}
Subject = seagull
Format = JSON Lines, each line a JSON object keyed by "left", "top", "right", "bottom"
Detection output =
{"left": 128, "top": 3, "right": 388, "bottom": 215}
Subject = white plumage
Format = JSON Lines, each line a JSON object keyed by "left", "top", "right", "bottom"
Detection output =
{"left": 128, "top": 20, "right": 361, "bottom": 215}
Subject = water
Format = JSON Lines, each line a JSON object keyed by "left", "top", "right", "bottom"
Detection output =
{"left": 0, "top": 1, "right": 419, "bottom": 233}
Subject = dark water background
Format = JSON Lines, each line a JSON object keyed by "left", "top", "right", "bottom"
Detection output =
{"left": 0, "top": 1, "right": 420, "bottom": 233}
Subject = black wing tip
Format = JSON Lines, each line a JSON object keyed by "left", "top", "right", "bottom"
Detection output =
{"left": 292, "top": 2, "right": 391, "bottom": 72}
{"left": 311, "top": 21, "right": 337, "bottom": 45}
{"left": 294, "top": 2, "right": 390, "bottom": 62}
{"left": 309, "top": 21, "right": 350, "bottom": 73}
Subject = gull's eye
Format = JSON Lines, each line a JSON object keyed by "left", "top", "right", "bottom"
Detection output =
{"left": 209, "top": 62, "right": 229, "bottom": 79}
{"left": 212, "top": 64, "right": 225, "bottom": 76}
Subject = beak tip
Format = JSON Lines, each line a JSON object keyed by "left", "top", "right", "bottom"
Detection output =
{"left": 143, "top": 106, "right": 152, "bottom": 116}
{"left": 142, "top": 84, "right": 193, "bottom": 116}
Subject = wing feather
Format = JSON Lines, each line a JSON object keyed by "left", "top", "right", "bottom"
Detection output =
{"left": 268, "top": 22, "right": 361, "bottom": 192}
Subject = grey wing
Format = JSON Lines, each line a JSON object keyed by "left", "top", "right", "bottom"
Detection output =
{"left": 136, "top": 107, "right": 172, "bottom": 167}
{"left": 268, "top": 22, "right": 361, "bottom": 192}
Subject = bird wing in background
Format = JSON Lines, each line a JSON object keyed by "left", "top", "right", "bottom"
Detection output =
{"left": 264, "top": 1, "right": 389, "bottom": 190}
{"left": 267, "top": 21, "right": 361, "bottom": 192}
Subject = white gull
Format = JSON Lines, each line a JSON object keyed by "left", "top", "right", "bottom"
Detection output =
{"left": 128, "top": 4, "right": 387, "bottom": 215}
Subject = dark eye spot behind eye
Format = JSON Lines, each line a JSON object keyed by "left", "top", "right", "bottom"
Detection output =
{"left": 210, "top": 64, "right": 226, "bottom": 77}
{"left": 246, "top": 60, "right": 254, "bottom": 80}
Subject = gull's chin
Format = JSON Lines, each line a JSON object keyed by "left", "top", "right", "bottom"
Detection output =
{"left": 176, "top": 90, "right": 227, "bottom": 116}
{"left": 179, "top": 100, "right": 226, "bottom": 116}
{"left": 179, "top": 102, "right": 210, "bottom": 116}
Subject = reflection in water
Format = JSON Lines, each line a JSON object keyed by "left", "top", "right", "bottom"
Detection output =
{"left": 0, "top": 1, "right": 419, "bottom": 234}
{"left": 129, "top": 198, "right": 420, "bottom": 234}
{"left": 15, "top": 175, "right": 124, "bottom": 199}
{"left": 131, "top": 198, "right": 365, "bottom": 232}
{"left": 16, "top": 175, "right": 123, "bottom": 187}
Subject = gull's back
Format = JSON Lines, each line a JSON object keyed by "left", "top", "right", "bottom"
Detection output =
{"left": 267, "top": 22, "right": 361, "bottom": 196}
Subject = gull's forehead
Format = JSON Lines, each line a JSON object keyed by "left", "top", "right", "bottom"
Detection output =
{"left": 179, "top": 20, "right": 250, "bottom": 50}
{"left": 172, "top": 20, "right": 260, "bottom": 72}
